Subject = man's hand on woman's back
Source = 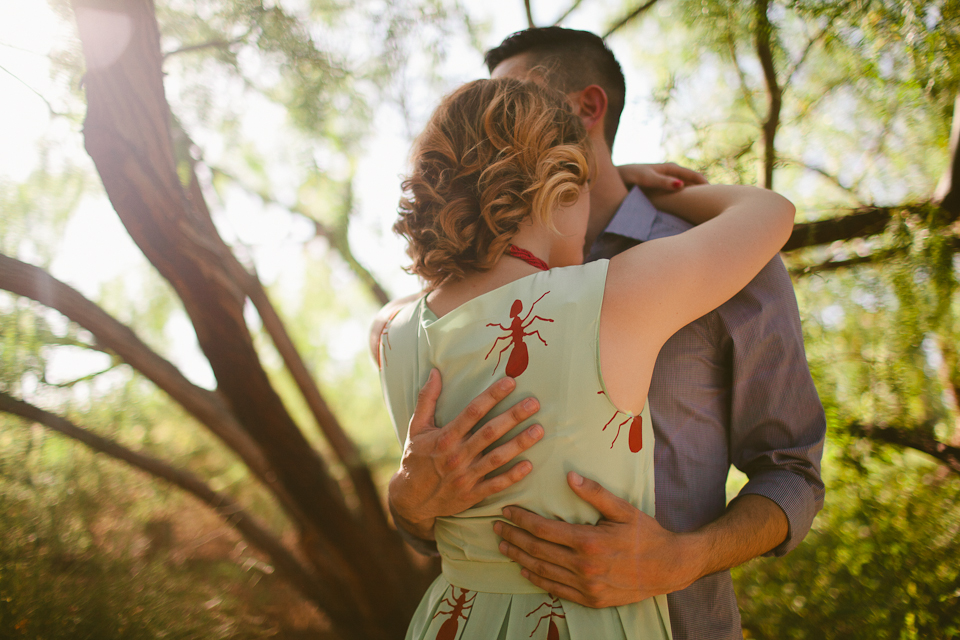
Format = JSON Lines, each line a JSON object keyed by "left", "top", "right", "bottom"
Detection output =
{"left": 388, "top": 369, "right": 543, "bottom": 551}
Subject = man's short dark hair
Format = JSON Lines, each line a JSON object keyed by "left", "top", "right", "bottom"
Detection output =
{"left": 485, "top": 26, "right": 626, "bottom": 151}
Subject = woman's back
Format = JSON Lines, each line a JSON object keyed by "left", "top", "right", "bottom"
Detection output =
{"left": 380, "top": 261, "right": 671, "bottom": 640}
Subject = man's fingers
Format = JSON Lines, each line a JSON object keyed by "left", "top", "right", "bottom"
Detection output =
{"left": 473, "top": 458, "right": 534, "bottom": 500}
{"left": 468, "top": 406, "right": 543, "bottom": 465}
{"left": 445, "top": 377, "right": 518, "bottom": 439}
{"left": 500, "top": 506, "right": 589, "bottom": 549}
{"left": 518, "top": 570, "right": 591, "bottom": 607}
{"left": 567, "top": 472, "right": 637, "bottom": 523}
{"left": 408, "top": 369, "right": 442, "bottom": 438}
{"left": 495, "top": 524, "right": 580, "bottom": 584}
{"left": 465, "top": 396, "right": 540, "bottom": 458}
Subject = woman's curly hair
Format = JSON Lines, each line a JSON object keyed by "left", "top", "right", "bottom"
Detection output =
{"left": 395, "top": 77, "right": 592, "bottom": 288}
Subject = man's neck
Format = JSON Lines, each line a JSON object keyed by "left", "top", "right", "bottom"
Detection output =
{"left": 585, "top": 141, "right": 630, "bottom": 251}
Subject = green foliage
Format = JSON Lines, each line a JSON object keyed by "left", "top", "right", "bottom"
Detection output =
{"left": 610, "top": 0, "right": 960, "bottom": 632}
{"left": 0, "top": 412, "right": 306, "bottom": 639}
{"left": 635, "top": 0, "right": 954, "bottom": 208}
{"left": 734, "top": 452, "right": 960, "bottom": 639}
{"left": 0, "top": 159, "right": 87, "bottom": 265}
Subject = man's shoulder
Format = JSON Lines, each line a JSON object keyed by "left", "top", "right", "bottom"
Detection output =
{"left": 716, "top": 255, "right": 803, "bottom": 334}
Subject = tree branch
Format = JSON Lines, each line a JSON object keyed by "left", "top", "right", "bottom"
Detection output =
{"left": 783, "top": 206, "right": 898, "bottom": 251}
{"left": 934, "top": 93, "right": 960, "bottom": 217}
{"left": 789, "top": 247, "right": 902, "bottom": 277}
{"left": 180, "top": 150, "right": 409, "bottom": 599}
{"left": 235, "top": 263, "right": 405, "bottom": 566}
{"left": 0, "top": 63, "right": 65, "bottom": 118}
{"left": 780, "top": 157, "right": 865, "bottom": 204}
{"left": 0, "top": 390, "right": 352, "bottom": 621}
{"left": 782, "top": 0, "right": 858, "bottom": 95}
{"left": 782, "top": 23, "right": 830, "bottom": 93}
{"left": 725, "top": 29, "right": 760, "bottom": 119}
{"left": 754, "top": 0, "right": 782, "bottom": 190}
{"left": 603, "top": 0, "right": 660, "bottom": 38}
{"left": 552, "top": 0, "right": 584, "bottom": 25}
{"left": 523, "top": 0, "right": 535, "bottom": 28}
{"left": 42, "top": 362, "right": 120, "bottom": 388}
{"left": 850, "top": 421, "right": 960, "bottom": 476}
{"left": 210, "top": 166, "right": 390, "bottom": 305}
{"left": 784, "top": 201, "right": 960, "bottom": 252}
{"left": 163, "top": 37, "right": 245, "bottom": 60}
{"left": 0, "top": 252, "right": 281, "bottom": 502}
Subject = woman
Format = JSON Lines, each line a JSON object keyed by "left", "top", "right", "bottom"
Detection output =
{"left": 377, "top": 78, "right": 795, "bottom": 639}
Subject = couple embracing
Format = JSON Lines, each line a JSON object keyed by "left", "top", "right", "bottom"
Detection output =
{"left": 371, "top": 27, "right": 825, "bottom": 640}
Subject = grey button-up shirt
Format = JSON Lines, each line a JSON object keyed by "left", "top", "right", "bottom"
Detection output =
{"left": 588, "top": 188, "right": 826, "bottom": 640}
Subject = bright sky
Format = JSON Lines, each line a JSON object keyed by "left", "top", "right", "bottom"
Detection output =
{"left": 0, "top": 1, "right": 667, "bottom": 388}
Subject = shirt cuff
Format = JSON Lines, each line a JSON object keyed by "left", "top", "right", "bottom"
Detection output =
{"left": 735, "top": 469, "right": 822, "bottom": 557}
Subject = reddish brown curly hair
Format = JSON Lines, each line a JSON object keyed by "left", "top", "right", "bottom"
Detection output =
{"left": 395, "top": 77, "right": 592, "bottom": 288}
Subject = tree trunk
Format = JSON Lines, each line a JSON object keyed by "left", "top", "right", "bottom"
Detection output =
{"left": 70, "top": 0, "right": 428, "bottom": 636}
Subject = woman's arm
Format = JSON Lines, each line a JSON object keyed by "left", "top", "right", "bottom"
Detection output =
{"left": 645, "top": 183, "right": 775, "bottom": 226}
{"left": 600, "top": 185, "right": 795, "bottom": 412}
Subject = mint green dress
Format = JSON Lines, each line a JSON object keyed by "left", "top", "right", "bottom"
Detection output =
{"left": 379, "top": 260, "right": 672, "bottom": 640}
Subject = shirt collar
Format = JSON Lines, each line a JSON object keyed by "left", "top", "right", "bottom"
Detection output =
{"left": 601, "top": 186, "right": 659, "bottom": 242}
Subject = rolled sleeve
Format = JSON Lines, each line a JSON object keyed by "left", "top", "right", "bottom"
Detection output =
{"left": 720, "top": 257, "right": 826, "bottom": 556}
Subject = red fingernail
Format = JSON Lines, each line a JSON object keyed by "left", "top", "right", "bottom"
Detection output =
{"left": 672, "top": 180, "right": 683, "bottom": 188}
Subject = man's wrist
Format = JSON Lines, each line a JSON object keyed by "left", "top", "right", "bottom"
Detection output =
{"left": 387, "top": 476, "right": 437, "bottom": 541}
{"left": 674, "top": 530, "right": 714, "bottom": 588}
{"left": 676, "top": 494, "right": 790, "bottom": 584}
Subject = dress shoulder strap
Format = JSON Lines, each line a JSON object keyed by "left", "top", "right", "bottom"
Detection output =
{"left": 378, "top": 297, "right": 426, "bottom": 445}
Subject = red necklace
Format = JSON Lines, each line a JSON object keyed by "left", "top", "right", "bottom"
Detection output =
{"left": 507, "top": 245, "right": 549, "bottom": 271}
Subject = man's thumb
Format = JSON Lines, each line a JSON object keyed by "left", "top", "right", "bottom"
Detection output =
{"left": 568, "top": 472, "right": 634, "bottom": 522}
{"left": 409, "top": 369, "right": 442, "bottom": 436}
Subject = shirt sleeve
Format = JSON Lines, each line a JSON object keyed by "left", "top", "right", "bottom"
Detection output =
{"left": 716, "top": 256, "right": 826, "bottom": 556}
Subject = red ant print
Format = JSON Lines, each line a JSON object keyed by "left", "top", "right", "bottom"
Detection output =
{"left": 485, "top": 291, "right": 553, "bottom": 378}
{"left": 597, "top": 391, "right": 643, "bottom": 453}
{"left": 376, "top": 308, "right": 401, "bottom": 370}
{"left": 525, "top": 596, "right": 566, "bottom": 640}
{"left": 432, "top": 587, "right": 476, "bottom": 640}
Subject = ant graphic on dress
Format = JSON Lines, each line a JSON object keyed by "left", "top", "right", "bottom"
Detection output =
{"left": 525, "top": 596, "right": 566, "bottom": 640}
{"left": 485, "top": 291, "right": 553, "bottom": 378}
{"left": 432, "top": 587, "right": 476, "bottom": 640}
{"left": 597, "top": 390, "right": 643, "bottom": 452}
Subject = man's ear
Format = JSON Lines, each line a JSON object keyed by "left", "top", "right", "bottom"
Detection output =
{"left": 570, "top": 84, "right": 608, "bottom": 134}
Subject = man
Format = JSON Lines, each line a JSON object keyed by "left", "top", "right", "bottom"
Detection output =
{"left": 378, "top": 27, "right": 825, "bottom": 639}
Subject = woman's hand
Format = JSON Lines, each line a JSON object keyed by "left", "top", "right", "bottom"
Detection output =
{"left": 616, "top": 162, "right": 707, "bottom": 192}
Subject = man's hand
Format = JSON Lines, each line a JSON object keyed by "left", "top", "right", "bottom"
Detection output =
{"left": 616, "top": 162, "right": 708, "bottom": 192}
{"left": 492, "top": 472, "right": 702, "bottom": 607}
{"left": 389, "top": 369, "right": 544, "bottom": 545}
{"left": 494, "top": 473, "right": 789, "bottom": 607}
